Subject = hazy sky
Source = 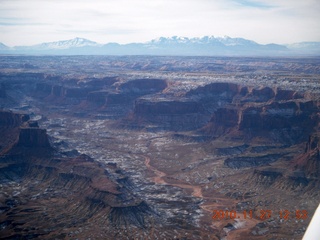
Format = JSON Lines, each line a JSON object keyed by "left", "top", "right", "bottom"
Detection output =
{"left": 0, "top": 0, "right": 319, "bottom": 46}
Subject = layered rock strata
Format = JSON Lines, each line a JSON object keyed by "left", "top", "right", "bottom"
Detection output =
{"left": 0, "top": 111, "right": 152, "bottom": 239}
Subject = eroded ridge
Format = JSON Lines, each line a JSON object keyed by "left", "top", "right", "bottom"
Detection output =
{"left": 0, "top": 56, "right": 319, "bottom": 239}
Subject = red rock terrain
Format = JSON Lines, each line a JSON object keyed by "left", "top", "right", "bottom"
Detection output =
{"left": 0, "top": 55, "right": 319, "bottom": 239}
{"left": 0, "top": 111, "right": 154, "bottom": 239}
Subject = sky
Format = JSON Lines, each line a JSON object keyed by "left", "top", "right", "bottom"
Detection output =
{"left": 0, "top": 0, "right": 319, "bottom": 46}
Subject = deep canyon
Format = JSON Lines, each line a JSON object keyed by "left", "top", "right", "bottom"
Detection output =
{"left": 0, "top": 56, "right": 319, "bottom": 239}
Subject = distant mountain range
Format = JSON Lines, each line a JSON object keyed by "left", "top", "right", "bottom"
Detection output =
{"left": 0, "top": 36, "right": 319, "bottom": 56}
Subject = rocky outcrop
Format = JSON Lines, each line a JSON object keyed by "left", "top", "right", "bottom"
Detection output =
{"left": 0, "top": 111, "right": 29, "bottom": 128}
{"left": 129, "top": 80, "right": 319, "bottom": 136}
{"left": 0, "top": 111, "right": 153, "bottom": 238}
{"left": 294, "top": 133, "right": 320, "bottom": 178}
{"left": 0, "top": 153, "right": 152, "bottom": 238}
{"left": 216, "top": 144, "right": 249, "bottom": 156}
{"left": 239, "top": 101, "right": 299, "bottom": 130}
{"left": 186, "top": 82, "right": 242, "bottom": 112}
{"left": 130, "top": 82, "right": 243, "bottom": 131}
{"left": 0, "top": 111, "right": 51, "bottom": 152}
{"left": 16, "top": 126, "right": 51, "bottom": 148}
{"left": 238, "top": 100, "right": 318, "bottom": 143}
{"left": 252, "top": 168, "right": 284, "bottom": 185}
{"left": 0, "top": 111, "right": 30, "bottom": 154}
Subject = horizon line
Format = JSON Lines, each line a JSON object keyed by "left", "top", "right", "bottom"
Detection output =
{"left": 1, "top": 35, "right": 320, "bottom": 48}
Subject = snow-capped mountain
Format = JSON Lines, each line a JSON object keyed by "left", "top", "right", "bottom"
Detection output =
{"left": 20, "top": 37, "right": 101, "bottom": 50}
{"left": 216, "top": 36, "right": 259, "bottom": 46}
{"left": 148, "top": 36, "right": 260, "bottom": 46}
{"left": 0, "top": 42, "right": 10, "bottom": 50}
{"left": 142, "top": 36, "right": 288, "bottom": 55}
{"left": 0, "top": 36, "right": 319, "bottom": 56}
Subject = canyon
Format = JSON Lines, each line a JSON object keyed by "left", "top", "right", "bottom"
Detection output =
{"left": 0, "top": 55, "right": 319, "bottom": 239}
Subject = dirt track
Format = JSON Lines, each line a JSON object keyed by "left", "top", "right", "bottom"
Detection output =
{"left": 144, "top": 155, "right": 260, "bottom": 239}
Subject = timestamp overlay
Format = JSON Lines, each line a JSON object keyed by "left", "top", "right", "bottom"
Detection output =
{"left": 212, "top": 209, "right": 308, "bottom": 221}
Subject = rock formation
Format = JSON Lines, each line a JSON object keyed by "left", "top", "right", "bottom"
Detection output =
{"left": 0, "top": 110, "right": 153, "bottom": 239}
{"left": 294, "top": 133, "right": 320, "bottom": 178}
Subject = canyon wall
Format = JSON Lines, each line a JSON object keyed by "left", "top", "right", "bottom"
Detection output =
{"left": 0, "top": 110, "right": 152, "bottom": 239}
{"left": 132, "top": 82, "right": 319, "bottom": 143}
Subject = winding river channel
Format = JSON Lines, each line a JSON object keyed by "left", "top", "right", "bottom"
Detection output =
{"left": 144, "top": 156, "right": 260, "bottom": 239}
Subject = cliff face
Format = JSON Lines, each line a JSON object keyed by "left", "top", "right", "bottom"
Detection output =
{"left": 118, "top": 78, "right": 167, "bottom": 94}
{"left": 16, "top": 127, "right": 51, "bottom": 148}
{"left": 188, "top": 82, "right": 319, "bottom": 143}
{"left": 0, "top": 110, "right": 152, "bottom": 239}
{"left": 35, "top": 78, "right": 167, "bottom": 112}
{"left": 0, "top": 111, "right": 30, "bottom": 154}
{"left": 131, "top": 97, "right": 209, "bottom": 130}
{"left": 203, "top": 107, "right": 239, "bottom": 135}
{"left": 294, "top": 133, "right": 320, "bottom": 178}
{"left": 131, "top": 81, "right": 319, "bottom": 138}
{"left": 238, "top": 100, "right": 318, "bottom": 143}
{"left": 134, "top": 98, "right": 204, "bottom": 115}
{"left": 87, "top": 90, "right": 109, "bottom": 104}
{"left": 0, "top": 113, "right": 52, "bottom": 151}
{"left": 0, "top": 111, "right": 29, "bottom": 128}
{"left": 131, "top": 82, "right": 241, "bottom": 131}
{"left": 34, "top": 76, "right": 120, "bottom": 101}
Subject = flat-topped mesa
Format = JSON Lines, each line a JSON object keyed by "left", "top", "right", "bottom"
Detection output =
{"left": 0, "top": 111, "right": 52, "bottom": 151}
{"left": 132, "top": 97, "right": 209, "bottom": 131}
{"left": 0, "top": 111, "right": 30, "bottom": 154}
{"left": 239, "top": 101, "right": 300, "bottom": 130}
{"left": 86, "top": 79, "right": 168, "bottom": 106}
{"left": 238, "top": 100, "right": 319, "bottom": 143}
{"left": 16, "top": 123, "right": 51, "bottom": 148}
{"left": 186, "top": 82, "right": 308, "bottom": 104}
{"left": 118, "top": 78, "right": 168, "bottom": 94}
{"left": 198, "top": 83, "right": 319, "bottom": 143}
{"left": 35, "top": 76, "right": 119, "bottom": 100}
{"left": 186, "top": 82, "right": 241, "bottom": 103}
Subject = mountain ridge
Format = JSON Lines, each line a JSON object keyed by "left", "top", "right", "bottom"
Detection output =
{"left": 0, "top": 36, "right": 319, "bottom": 56}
